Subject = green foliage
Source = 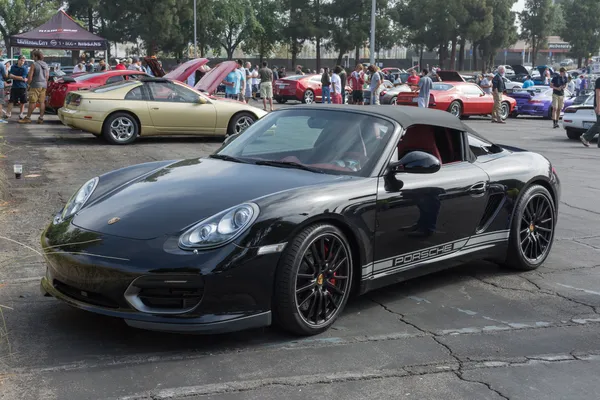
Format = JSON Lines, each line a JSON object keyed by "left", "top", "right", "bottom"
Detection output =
{"left": 477, "top": 0, "right": 517, "bottom": 71}
{"left": 561, "top": 0, "right": 600, "bottom": 66}
{"left": 0, "top": 0, "right": 60, "bottom": 54}
{"left": 213, "top": 0, "right": 259, "bottom": 60}
{"left": 243, "top": 0, "right": 281, "bottom": 60}
{"left": 519, "top": 0, "right": 559, "bottom": 66}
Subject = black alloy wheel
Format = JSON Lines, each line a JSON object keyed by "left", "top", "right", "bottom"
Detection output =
{"left": 504, "top": 185, "right": 556, "bottom": 270}
{"left": 273, "top": 224, "right": 353, "bottom": 335}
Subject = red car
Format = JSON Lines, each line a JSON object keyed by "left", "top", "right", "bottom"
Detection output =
{"left": 46, "top": 58, "right": 211, "bottom": 112}
{"left": 46, "top": 70, "right": 147, "bottom": 112}
{"left": 274, "top": 74, "right": 352, "bottom": 104}
{"left": 395, "top": 71, "right": 517, "bottom": 120}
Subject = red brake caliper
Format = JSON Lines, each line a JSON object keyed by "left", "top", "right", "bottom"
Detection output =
{"left": 324, "top": 242, "right": 336, "bottom": 285}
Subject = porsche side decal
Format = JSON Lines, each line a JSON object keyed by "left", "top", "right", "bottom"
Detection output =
{"left": 362, "top": 230, "right": 510, "bottom": 279}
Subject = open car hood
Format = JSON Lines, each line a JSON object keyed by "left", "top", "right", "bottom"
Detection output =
{"left": 143, "top": 57, "right": 166, "bottom": 77}
{"left": 511, "top": 65, "right": 530, "bottom": 75}
{"left": 436, "top": 70, "right": 465, "bottom": 82}
{"left": 164, "top": 58, "right": 210, "bottom": 82}
{"left": 195, "top": 61, "right": 238, "bottom": 94}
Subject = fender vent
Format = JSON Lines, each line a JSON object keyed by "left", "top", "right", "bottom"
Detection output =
{"left": 476, "top": 193, "right": 505, "bottom": 233}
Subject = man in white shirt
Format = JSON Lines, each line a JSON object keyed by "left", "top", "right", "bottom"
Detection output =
{"left": 331, "top": 66, "right": 343, "bottom": 104}
{"left": 251, "top": 65, "right": 259, "bottom": 100}
{"left": 72, "top": 62, "right": 85, "bottom": 74}
{"left": 236, "top": 59, "right": 247, "bottom": 103}
{"left": 575, "top": 75, "right": 582, "bottom": 96}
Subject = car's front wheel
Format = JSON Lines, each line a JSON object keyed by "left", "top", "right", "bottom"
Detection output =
{"left": 273, "top": 224, "right": 353, "bottom": 335}
{"left": 448, "top": 101, "right": 462, "bottom": 118}
{"left": 276, "top": 97, "right": 287, "bottom": 104}
{"left": 227, "top": 112, "right": 256, "bottom": 136}
{"left": 103, "top": 112, "right": 139, "bottom": 145}
{"left": 391, "top": 96, "right": 398, "bottom": 105}
{"left": 503, "top": 184, "right": 556, "bottom": 271}
{"left": 566, "top": 128, "right": 583, "bottom": 140}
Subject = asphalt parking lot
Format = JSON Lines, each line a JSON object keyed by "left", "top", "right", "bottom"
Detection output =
{"left": 1, "top": 105, "right": 600, "bottom": 400}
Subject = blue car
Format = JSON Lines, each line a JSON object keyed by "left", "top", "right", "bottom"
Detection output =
{"left": 510, "top": 87, "right": 575, "bottom": 118}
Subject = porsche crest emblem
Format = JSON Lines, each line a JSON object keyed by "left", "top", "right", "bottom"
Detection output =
{"left": 108, "top": 217, "right": 121, "bottom": 225}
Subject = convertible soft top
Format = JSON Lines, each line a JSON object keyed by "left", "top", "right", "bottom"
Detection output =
{"left": 286, "top": 104, "right": 476, "bottom": 134}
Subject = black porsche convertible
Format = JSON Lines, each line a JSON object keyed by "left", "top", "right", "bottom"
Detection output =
{"left": 40, "top": 105, "right": 560, "bottom": 336}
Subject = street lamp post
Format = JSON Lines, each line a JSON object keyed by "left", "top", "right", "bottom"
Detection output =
{"left": 369, "top": 0, "right": 375, "bottom": 65}
{"left": 194, "top": 0, "right": 198, "bottom": 58}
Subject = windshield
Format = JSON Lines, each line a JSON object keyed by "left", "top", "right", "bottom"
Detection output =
{"left": 584, "top": 95, "right": 594, "bottom": 105}
{"left": 216, "top": 109, "right": 395, "bottom": 176}
{"left": 278, "top": 75, "right": 304, "bottom": 81}
{"left": 91, "top": 80, "right": 138, "bottom": 93}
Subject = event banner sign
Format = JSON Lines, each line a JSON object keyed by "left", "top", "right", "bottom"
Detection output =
{"left": 11, "top": 38, "right": 107, "bottom": 50}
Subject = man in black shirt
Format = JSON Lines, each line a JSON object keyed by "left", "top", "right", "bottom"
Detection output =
{"left": 550, "top": 67, "right": 568, "bottom": 128}
{"left": 491, "top": 66, "right": 506, "bottom": 123}
{"left": 580, "top": 76, "right": 600, "bottom": 147}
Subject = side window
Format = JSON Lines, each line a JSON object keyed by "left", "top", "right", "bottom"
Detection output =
{"left": 462, "top": 85, "right": 483, "bottom": 96}
{"left": 310, "top": 76, "right": 321, "bottom": 83}
{"left": 468, "top": 134, "right": 503, "bottom": 157}
{"left": 146, "top": 82, "right": 198, "bottom": 103}
{"left": 125, "top": 86, "right": 145, "bottom": 100}
{"left": 397, "top": 125, "right": 463, "bottom": 165}
{"left": 106, "top": 75, "right": 124, "bottom": 84}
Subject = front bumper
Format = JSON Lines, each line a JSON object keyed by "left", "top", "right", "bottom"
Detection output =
{"left": 41, "top": 222, "right": 281, "bottom": 333}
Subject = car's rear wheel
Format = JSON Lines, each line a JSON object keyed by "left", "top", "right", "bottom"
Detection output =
{"left": 500, "top": 102, "right": 510, "bottom": 120}
{"left": 227, "top": 112, "right": 256, "bottom": 136}
{"left": 276, "top": 97, "right": 287, "bottom": 104}
{"left": 391, "top": 96, "right": 398, "bottom": 105}
{"left": 303, "top": 89, "right": 315, "bottom": 104}
{"left": 566, "top": 128, "right": 583, "bottom": 140}
{"left": 509, "top": 111, "right": 519, "bottom": 118}
{"left": 102, "top": 112, "right": 138, "bottom": 145}
{"left": 503, "top": 184, "right": 556, "bottom": 271}
{"left": 273, "top": 224, "right": 353, "bottom": 336}
{"left": 448, "top": 101, "right": 462, "bottom": 118}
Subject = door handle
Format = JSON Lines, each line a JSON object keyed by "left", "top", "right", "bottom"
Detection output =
{"left": 469, "top": 182, "right": 487, "bottom": 195}
{"left": 151, "top": 107, "right": 159, "bottom": 110}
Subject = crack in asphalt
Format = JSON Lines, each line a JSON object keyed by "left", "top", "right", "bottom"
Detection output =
{"left": 471, "top": 275, "right": 600, "bottom": 316}
{"left": 368, "top": 297, "right": 432, "bottom": 335}
{"left": 559, "top": 201, "right": 600, "bottom": 216}
{"left": 118, "top": 354, "right": 600, "bottom": 399}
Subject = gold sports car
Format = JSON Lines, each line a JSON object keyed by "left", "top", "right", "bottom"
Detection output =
{"left": 58, "top": 60, "right": 267, "bottom": 145}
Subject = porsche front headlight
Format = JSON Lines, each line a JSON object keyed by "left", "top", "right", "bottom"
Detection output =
{"left": 179, "top": 203, "right": 259, "bottom": 249}
{"left": 55, "top": 177, "right": 99, "bottom": 223}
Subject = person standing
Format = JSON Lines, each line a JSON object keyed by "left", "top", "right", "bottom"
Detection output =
{"left": 321, "top": 67, "right": 331, "bottom": 104}
{"left": 550, "top": 67, "right": 568, "bottom": 128}
{"left": 567, "top": 76, "right": 575, "bottom": 94}
{"left": 522, "top": 75, "right": 534, "bottom": 89}
{"left": 272, "top": 66, "right": 279, "bottom": 81}
{"left": 98, "top": 59, "right": 108, "bottom": 72}
{"left": 85, "top": 58, "right": 95, "bottom": 72}
{"left": 331, "top": 66, "right": 343, "bottom": 104}
{"left": 258, "top": 62, "right": 274, "bottom": 112}
{"left": 416, "top": 68, "right": 432, "bottom": 108}
{"left": 0, "top": 58, "right": 8, "bottom": 123}
{"left": 580, "top": 75, "right": 600, "bottom": 147}
{"left": 222, "top": 67, "right": 241, "bottom": 100}
{"left": 251, "top": 64, "right": 259, "bottom": 100}
{"left": 349, "top": 64, "right": 365, "bottom": 105}
{"left": 73, "top": 61, "right": 86, "bottom": 74}
{"left": 368, "top": 65, "right": 382, "bottom": 105}
{"left": 295, "top": 65, "right": 304, "bottom": 75}
{"left": 236, "top": 59, "right": 246, "bottom": 103}
{"left": 491, "top": 66, "right": 506, "bottom": 123}
{"left": 129, "top": 57, "right": 143, "bottom": 71}
{"left": 479, "top": 73, "right": 493, "bottom": 94}
{"left": 574, "top": 74, "right": 582, "bottom": 96}
{"left": 244, "top": 62, "right": 253, "bottom": 101}
{"left": 19, "top": 50, "right": 49, "bottom": 124}
{"left": 406, "top": 69, "right": 420, "bottom": 90}
{"left": 6, "top": 55, "right": 29, "bottom": 120}
{"left": 338, "top": 65, "right": 347, "bottom": 104}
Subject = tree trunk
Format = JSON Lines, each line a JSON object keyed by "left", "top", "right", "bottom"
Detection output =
{"left": 450, "top": 37, "right": 457, "bottom": 70}
{"left": 316, "top": 36, "right": 321, "bottom": 72}
{"left": 458, "top": 37, "right": 465, "bottom": 71}
{"left": 88, "top": 7, "right": 95, "bottom": 58}
{"left": 337, "top": 50, "right": 343, "bottom": 66}
{"left": 419, "top": 46, "right": 424, "bottom": 70}
{"left": 531, "top": 39, "right": 537, "bottom": 69}
{"left": 291, "top": 42, "right": 298, "bottom": 71}
{"left": 227, "top": 47, "right": 234, "bottom": 60}
{"left": 355, "top": 47, "right": 360, "bottom": 64}
{"left": 577, "top": 56, "right": 582, "bottom": 68}
{"left": 473, "top": 44, "right": 478, "bottom": 71}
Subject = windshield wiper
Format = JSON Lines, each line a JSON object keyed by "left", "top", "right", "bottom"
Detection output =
{"left": 255, "top": 160, "right": 325, "bottom": 173}
{"left": 209, "top": 154, "right": 252, "bottom": 164}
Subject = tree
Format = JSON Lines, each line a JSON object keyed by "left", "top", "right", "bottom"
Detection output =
{"left": 281, "top": 0, "right": 313, "bottom": 69}
{"left": 0, "top": 0, "right": 60, "bottom": 56}
{"left": 456, "top": 0, "right": 493, "bottom": 70}
{"left": 519, "top": 0, "right": 559, "bottom": 67}
{"left": 476, "top": 0, "right": 517, "bottom": 72}
{"left": 561, "top": 0, "right": 600, "bottom": 67}
{"left": 327, "top": 0, "right": 369, "bottom": 64}
{"left": 213, "top": 0, "right": 258, "bottom": 60}
{"left": 243, "top": 0, "right": 281, "bottom": 63}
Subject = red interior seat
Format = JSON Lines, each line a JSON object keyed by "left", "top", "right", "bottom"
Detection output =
{"left": 397, "top": 125, "right": 442, "bottom": 162}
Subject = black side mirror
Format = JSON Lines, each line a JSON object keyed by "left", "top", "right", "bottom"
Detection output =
{"left": 389, "top": 151, "right": 441, "bottom": 174}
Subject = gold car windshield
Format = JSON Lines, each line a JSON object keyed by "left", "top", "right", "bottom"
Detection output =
{"left": 217, "top": 109, "right": 394, "bottom": 177}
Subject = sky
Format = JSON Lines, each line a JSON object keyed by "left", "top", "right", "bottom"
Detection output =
{"left": 512, "top": 0, "right": 525, "bottom": 13}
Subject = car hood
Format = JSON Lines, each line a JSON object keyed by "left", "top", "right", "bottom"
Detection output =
{"left": 164, "top": 58, "right": 210, "bottom": 82}
{"left": 436, "top": 70, "right": 464, "bottom": 82}
{"left": 511, "top": 65, "right": 530, "bottom": 75}
{"left": 72, "top": 158, "right": 346, "bottom": 240}
{"left": 195, "top": 61, "right": 238, "bottom": 94}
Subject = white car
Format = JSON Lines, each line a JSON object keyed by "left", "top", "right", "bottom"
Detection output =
{"left": 562, "top": 94, "right": 597, "bottom": 140}
{"left": 502, "top": 77, "right": 522, "bottom": 94}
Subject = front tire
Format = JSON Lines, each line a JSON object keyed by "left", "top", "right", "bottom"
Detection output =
{"left": 227, "top": 112, "right": 256, "bottom": 136}
{"left": 448, "top": 101, "right": 462, "bottom": 118}
{"left": 273, "top": 224, "right": 353, "bottom": 336}
{"left": 503, "top": 185, "right": 556, "bottom": 271}
{"left": 391, "top": 96, "right": 398, "bottom": 105}
{"left": 102, "top": 112, "right": 139, "bottom": 145}
{"left": 566, "top": 129, "right": 583, "bottom": 140}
